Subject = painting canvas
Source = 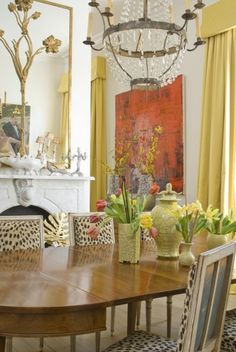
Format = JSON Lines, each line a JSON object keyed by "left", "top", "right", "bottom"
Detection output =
{"left": 115, "top": 75, "right": 184, "bottom": 193}
{"left": 0, "top": 104, "right": 30, "bottom": 156}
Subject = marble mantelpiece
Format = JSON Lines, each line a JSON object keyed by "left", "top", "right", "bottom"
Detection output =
{"left": 0, "top": 169, "right": 94, "bottom": 214}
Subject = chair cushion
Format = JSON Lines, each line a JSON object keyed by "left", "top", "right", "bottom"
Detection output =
{"left": 103, "top": 331, "right": 177, "bottom": 351}
{"left": 221, "top": 309, "right": 236, "bottom": 351}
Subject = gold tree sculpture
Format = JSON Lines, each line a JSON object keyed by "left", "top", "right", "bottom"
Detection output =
{"left": 0, "top": 0, "right": 61, "bottom": 155}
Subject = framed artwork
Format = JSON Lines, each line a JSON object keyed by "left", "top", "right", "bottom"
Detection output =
{"left": 115, "top": 75, "right": 184, "bottom": 193}
{"left": 0, "top": 104, "right": 30, "bottom": 156}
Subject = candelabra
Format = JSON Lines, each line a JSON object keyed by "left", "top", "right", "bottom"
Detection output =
{"left": 63, "top": 147, "right": 87, "bottom": 176}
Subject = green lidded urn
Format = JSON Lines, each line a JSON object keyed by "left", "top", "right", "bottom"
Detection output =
{"left": 151, "top": 183, "right": 182, "bottom": 258}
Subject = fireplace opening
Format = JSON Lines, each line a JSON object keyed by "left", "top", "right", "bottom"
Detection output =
{"left": 1, "top": 206, "right": 50, "bottom": 219}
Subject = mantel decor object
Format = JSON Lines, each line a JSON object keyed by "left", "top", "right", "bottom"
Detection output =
{"left": 0, "top": 0, "right": 61, "bottom": 156}
{"left": 151, "top": 183, "right": 182, "bottom": 258}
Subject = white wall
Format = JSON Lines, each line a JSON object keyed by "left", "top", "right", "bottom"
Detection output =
{"left": 104, "top": 0, "right": 216, "bottom": 202}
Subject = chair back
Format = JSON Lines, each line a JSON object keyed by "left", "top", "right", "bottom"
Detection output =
{"left": 68, "top": 212, "right": 115, "bottom": 246}
{"left": 0, "top": 215, "right": 44, "bottom": 251}
{"left": 177, "top": 242, "right": 236, "bottom": 352}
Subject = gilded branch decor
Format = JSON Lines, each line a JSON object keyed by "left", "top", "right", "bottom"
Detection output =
{"left": 0, "top": 0, "right": 61, "bottom": 156}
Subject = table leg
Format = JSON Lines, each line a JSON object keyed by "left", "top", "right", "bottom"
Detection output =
{"left": 127, "top": 301, "right": 138, "bottom": 335}
{"left": 0, "top": 336, "right": 5, "bottom": 352}
{"left": 167, "top": 295, "right": 173, "bottom": 338}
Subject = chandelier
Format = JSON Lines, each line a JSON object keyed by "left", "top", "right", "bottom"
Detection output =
{"left": 83, "top": 0, "right": 206, "bottom": 89}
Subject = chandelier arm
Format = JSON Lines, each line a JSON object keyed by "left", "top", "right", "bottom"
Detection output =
{"left": 159, "top": 36, "right": 183, "bottom": 80}
{"left": 174, "top": 19, "right": 188, "bottom": 32}
{"left": 96, "top": 6, "right": 106, "bottom": 33}
{"left": 187, "top": 44, "right": 198, "bottom": 52}
{"left": 107, "top": 36, "right": 133, "bottom": 80}
{"left": 90, "top": 44, "right": 104, "bottom": 51}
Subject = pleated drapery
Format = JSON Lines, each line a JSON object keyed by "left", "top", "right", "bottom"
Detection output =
{"left": 90, "top": 56, "right": 107, "bottom": 211}
{"left": 58, "top": 73, "right": 69, "bottom": 161}
{"left": 197, "top": 28, "right": 236, "bottom": 211}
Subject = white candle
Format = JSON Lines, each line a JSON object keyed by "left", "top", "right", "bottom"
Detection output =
{"left": 195, "top": 15, "right": 201, "bottom": 37}
{"left": 87, "top": 11, "right": 93, "bottom": 38}
{"left": 168, "top": 5, "right": 174, "bottom": 23}
{"left": 184, "top": 0, "right": 191, "bottom": 10}
{"left": 107, "top": 0, "right": 112, "bottom": 9}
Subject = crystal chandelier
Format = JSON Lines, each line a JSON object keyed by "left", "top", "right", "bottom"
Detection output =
{"left": 83, "top": 0, "right": 206, "bottom": 89}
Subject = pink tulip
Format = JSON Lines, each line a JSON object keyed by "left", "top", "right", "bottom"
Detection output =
{"left": 115, "top": 188, "right": 122, "bottom": 196}
{"left": 89, "top": 215, "right": 100, "bottom": 223}
{"left": 87, "top": 226, "right": 100, "bottom": 240}
{"left": 149, "top": 227, "right": 158, "bottom": 238}
{"left": 96, "top": 199, "right": 107, "bottom": 212}
{"left": 149, "top": 182, "right": 160, "bottom": 195}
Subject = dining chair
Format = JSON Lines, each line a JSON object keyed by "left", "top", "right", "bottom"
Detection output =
{"left": 69, "top": 212, "right": 115, "bottom": 352}
{"left": 0, "top": 215, "right": 44, "bottom": 352}
{"left": 102, "top": 242, "right": 236, "bottom": 352}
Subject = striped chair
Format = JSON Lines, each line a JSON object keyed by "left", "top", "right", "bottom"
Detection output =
{"left": 102, "top": 243, "right": 236, "bottom": 352}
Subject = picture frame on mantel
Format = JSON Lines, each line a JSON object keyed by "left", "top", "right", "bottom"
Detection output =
{"left": 115, "top": 75, "right": 184, "bottom": 194}
{"left": 0, "top": 103, "right": 31, "bottom": 157}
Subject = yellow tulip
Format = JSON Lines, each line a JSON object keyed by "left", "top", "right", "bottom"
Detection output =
{"left": 140, "top": 213, "right": 153, "bottom": 229}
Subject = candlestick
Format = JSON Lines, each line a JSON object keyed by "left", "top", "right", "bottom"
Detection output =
{"left": 184, "top": 0, "right": 191, "bottom": 10}
{"left": 87, "top": 10, "right": 93, "bottom": 38}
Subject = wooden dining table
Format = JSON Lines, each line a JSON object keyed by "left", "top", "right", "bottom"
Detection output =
{"left": 0, "top": 237, "right": 234, "bottom": 351}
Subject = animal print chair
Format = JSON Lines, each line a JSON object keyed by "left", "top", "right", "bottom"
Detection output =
{"left": 102, "top": 243, "right": 236, "bottom": 352}
{"left": 0, "top": 215, "right": 44, "bottom": 352}
{"left": 0, "top": 215, "right": 44, "bottom": 252}
{"left": 221, "top": 309, "right": 236, "bottom": 351}
{"left": 69, "top": 212, "right": 115, "bottom": 352}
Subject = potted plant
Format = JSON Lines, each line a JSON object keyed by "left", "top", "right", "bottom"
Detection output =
{"left": 205, "top": 206, "right": 236, "bottom": 249}
{"left": 173, "top": 200, "right": 207, "bottom": 266}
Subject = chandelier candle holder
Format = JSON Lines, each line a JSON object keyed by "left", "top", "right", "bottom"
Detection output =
{"left": 83, "top": 0, "right": 206, "bottom": 89}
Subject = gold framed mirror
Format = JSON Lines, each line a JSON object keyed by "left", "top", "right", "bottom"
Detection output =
{"left": 0, "top": 0, "right": 73, "bottom": 165}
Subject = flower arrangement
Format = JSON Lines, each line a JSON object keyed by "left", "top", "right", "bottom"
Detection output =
{"left": 205, "top": 206, "right": 236, "bottom": 236}
{"left": 88, "top": 179, "right": 157, "bottom": 238}
{"left": 173, "top": 201, "right": 207, "bottom": 243}
{"left": 135, "top": 125, "right": 163, "bottom": 176}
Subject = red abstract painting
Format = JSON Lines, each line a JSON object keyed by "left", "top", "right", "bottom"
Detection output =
{"left": 115, "top": 75, "right": 184, "bottom": 193}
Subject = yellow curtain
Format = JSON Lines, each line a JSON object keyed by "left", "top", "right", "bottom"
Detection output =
{"left": 197, "top": 28, "right": 236, "bottom": 212}
{"left": 90, "top": 56, "right": 107, "bottom": 211}
{"left": 58, "top": 73, "right": 69, "bottom": 160}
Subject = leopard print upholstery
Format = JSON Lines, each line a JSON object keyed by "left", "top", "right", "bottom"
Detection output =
{"left": 103, "top": 331, "right": 177, "bottom": 351}
{"left": 0, "top": 216, "right": 44, "bottom": 251}
{"left": 69, "top": 213, "right": 115, "bottom": 246}
{"left": 176, "top": 262, "right": 198, "bottom": 352}
{"left": 221, "top": 309, "right": 236, "bottom": 351}
{"left": 102, "top": 262, "right": 198, "bottom": 352}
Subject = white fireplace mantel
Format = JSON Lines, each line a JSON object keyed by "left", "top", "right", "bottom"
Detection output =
{"left": 0, "top": 171, "right": 94, "bottom": 214}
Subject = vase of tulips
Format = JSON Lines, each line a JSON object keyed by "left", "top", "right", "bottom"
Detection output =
{"left": 97, "top": 178, "right": 155, "bottom": 263}
{"left": 173, "top": 200, "right": 207, "bottom": 266}
{"left": 205, "top": 206, "right": 236, "bottom": 249}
